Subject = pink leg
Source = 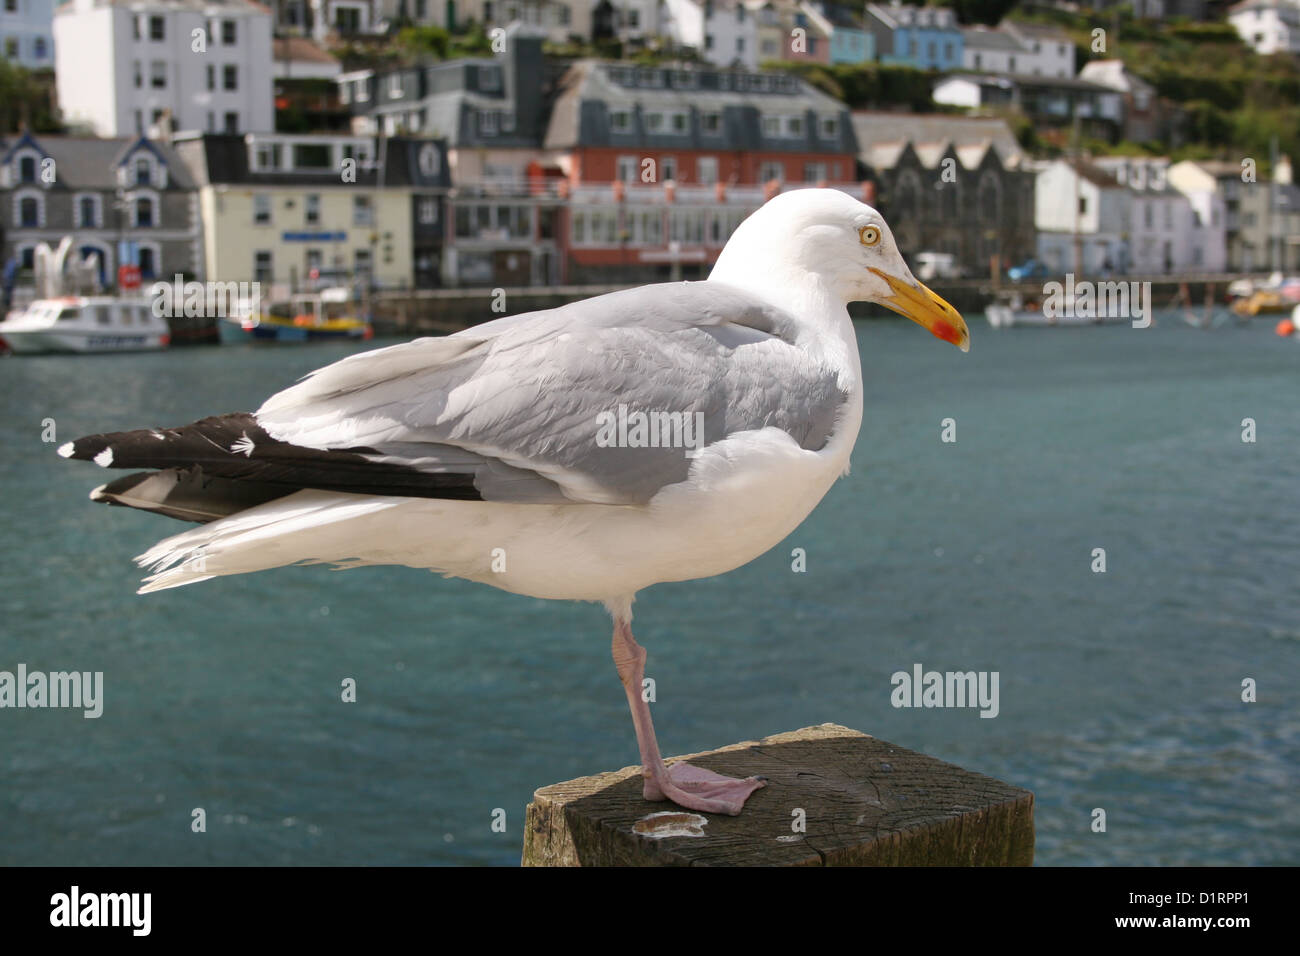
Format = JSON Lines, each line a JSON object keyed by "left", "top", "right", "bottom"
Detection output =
{"left": 611, "top": 616, "right": 765, "bottom": 816}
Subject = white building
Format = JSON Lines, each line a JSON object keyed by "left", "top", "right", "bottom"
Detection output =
{"left": 593, "top": 0, "right": 666, "bottom": 44}
{"left": 0, "top": 0, "right": 55, "bottom": 68}
{"left": 1001, "top": 21, "right": 1074, "bottom": 78}
{"left": 1093, "top": 156, "right": 1198, "bottom": 274}
{"left": 661, "top": 0, "right": 759, "bottom": 69}
{"left": 1034, "top": 159, "right": 1131, "bottom": 275}
{"left": 962, "top": 22, "right": 1073, "bottom": 78}
{"left": 1166, "top": 160, "right": 1229, "bottom": 273}
{"left": 54, "top": 0, "right": 273, "bottom": 138}
{"left": 961, "top": 26, "right": 1025, "bottom": 75}
{"left": 1227, "top": 0, "right": 1300, "bottom": 56}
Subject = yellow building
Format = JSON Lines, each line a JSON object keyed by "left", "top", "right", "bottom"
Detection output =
{"left": 174, "top": 132, "right": 450, "bottom": 292}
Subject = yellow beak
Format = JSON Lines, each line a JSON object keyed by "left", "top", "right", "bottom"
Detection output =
{"left": 869, "top": 267, "right": 970, "bottom": 352}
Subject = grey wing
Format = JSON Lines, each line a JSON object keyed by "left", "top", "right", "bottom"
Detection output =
{"left": 254, "top": 281, "right": 850, "bottom": 505}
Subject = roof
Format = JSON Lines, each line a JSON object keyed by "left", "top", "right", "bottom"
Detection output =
{"left": 942, "top": 71, "right": 1117, "bottom": 93}
{"left": 1, "top": 134, "right": 197, "bottom": 189}
{"left": 852, "top": 110, "right": 1024, "bottom": 168}
{"left": 866, "top": 1, "right": 958, "bottom": 29}
{"left": 170, "top": 133, "right": 449, "bottom": 188}
{"left": 1059, "top": 159, "right": 1122, "bottom": 189}
{"left": 1078, "top": 60, "right": 1155, "bottom": 95}
{"left": 271, "top": 36, "right": 338, "bottom": 67}
{"left": 1003, "top": 20, "right": 1073, "bottom": 41}
{"left": 545, "top": 59, "right": 854, "bottom": 151}
{"left": 56, "top": 0, "right": 271, "bottom": 13}
{"left": 961, "top": 26, "right": 1025, "bottom": 53}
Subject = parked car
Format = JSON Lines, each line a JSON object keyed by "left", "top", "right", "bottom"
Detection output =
{"left": 1007, "top": 258, "right": 1050, "bottom": 281}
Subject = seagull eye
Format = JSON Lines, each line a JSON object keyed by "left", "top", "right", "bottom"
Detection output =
{"left": 859, "top": 225, "right": 881, "bottom": 247}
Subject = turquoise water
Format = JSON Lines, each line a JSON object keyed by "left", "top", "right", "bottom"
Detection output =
{"left": 1, "top": 314, "right": 1297, "bottom": 866}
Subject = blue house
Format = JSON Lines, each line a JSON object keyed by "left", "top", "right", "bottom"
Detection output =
{"left": 800, "top": 2, "right": 875, "bottom": 65}
{"left": 866, "top": 1, "right": 963, "bottom": 71}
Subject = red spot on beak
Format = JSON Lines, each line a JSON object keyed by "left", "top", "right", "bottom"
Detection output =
{"left": 931, "top": 319, "right": 960, "bottom": 345}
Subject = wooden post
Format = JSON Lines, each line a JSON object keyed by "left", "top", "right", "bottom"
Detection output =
{"left": 522, "top": 724, "right": 1033, "bottom": 867}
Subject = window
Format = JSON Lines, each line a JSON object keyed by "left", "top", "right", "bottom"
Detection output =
{"left": 697, "top": 156, "right": 718, "bottom": 185}
{"left": 804, "top": 162, "right": 826, "bottom": 183}
{"left": 223, "top": 65, "right": 237, "bottom": 91}
{"left": 253, "top": 194, "right": 271, "bottom": 225}
{"left": 293, "top": 143, "right": 330, "bottom": 168}
{"left": 785, "top": 115, "right": 803, "bottom": 137}
{"left": 661, "top": 156, "right": 677, "bottom": 182}
{"left": 418, "top": 197, "right": 437, "bottom": 226}
{"left": 701, "top": 111, "right": 721, "bottom": 135}
{"left": 78, "top": 195, "right": 97, "bottom": 228}
{"left": 353, "top": 195, "right": 373, "bottom": 226}
{"left": 354, "top": 248, "right": 372, "bottom": 277}
{"left": 736, "top": 37, "right": 744, "bottom": 53}
{"left": 628, "top": 9, "right": 640, "bottom": 28}
{"left": 133, "top": 61, "right": 142, "bottom": 89}
{"left": 221, "top": 19, "right": 236, "bottom": 45}
{"left": 149, "top": 60, "right": 166, "bottom": 89}
{"left": 645, "top": 112, "right": 664, "bottom": 133}
{"left": 1078, "top": 196, "right": 1088, "bottom": 215}
{"left": 254, "top": 251, "right": 273, "bottom": 283}
{"left": 224, "top": 111, "right": 239, "bottom": 133}
{"left": 138, "top": 246, "right": 156, "bottom": 279}
{"left": 254, "top": 143, "right": 282, "bottom": 170}
{"left": 616, "top": 155, "right": 638, "bottom": 182}
{"left": 136, "top": 158, "right": 151, "bottom": 186}
{"left": 761, "top": 116, "right": 780, "bottom": 137}
{"left": 670, "top": 112, "right": 687, "bottom": 134}
{"left": 479, "top": 66, "right": 501, "bottom": 92}
{"left": 758, "top": 161, "right": 784, "bottom": 182}
{"left": 19, "top": 195, "right": 39, "bottom": 227}
{"left": 305, "top": 194, "right": 320, "bottom": 225}
{"left": 18, "top": 155, "right": 36, "bottom": 183}
{"left": 610, "top": 110, "right": 632, "bottom": 133}
{"left": 479, "top": 111, "right": 498, "bottom": 135}
{"left": 388, "top": 74, "right": 402, "bottom": 98}
{"left": 206, "top": 65, "right": 214, "bottom": 91}
{"left": 135, "top": 196, "right": 154, "bottom": 227}
{"left": 149, "top": 15, "right": 164, "bottom": 41}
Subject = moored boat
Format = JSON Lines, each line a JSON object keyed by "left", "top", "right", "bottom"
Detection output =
{"left": 220, "top": 288, "right": 372, "bottom": 343}
{"left": 0, "top": 297, "right": 169, "bottom": 354}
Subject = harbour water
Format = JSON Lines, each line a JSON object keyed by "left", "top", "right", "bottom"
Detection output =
{"left": 1, "top": 313, "right": 1297, "bottom": 866}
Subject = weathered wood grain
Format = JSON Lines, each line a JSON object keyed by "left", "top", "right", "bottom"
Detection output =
{"left": 522, "top": 723, "right": 1034, "bottom": 866}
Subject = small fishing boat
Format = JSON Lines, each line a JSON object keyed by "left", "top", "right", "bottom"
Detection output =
{"left": 985, "top": 291, "right": 1117, "bottom": 328}
{"left": 221, "top": 288, "right": 372, "bottom": 343}
{"left": 1230, "top": 274, "right": 1300, "bottom": 317}
{"left": 0, "top": 297, "right": 169, "bottom": 354}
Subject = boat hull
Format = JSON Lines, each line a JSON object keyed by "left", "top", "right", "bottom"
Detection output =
{"left": 0, "top": 327, "right": 167, "bottom": 354}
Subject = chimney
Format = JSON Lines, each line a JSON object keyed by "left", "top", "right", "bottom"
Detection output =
{"left": 1276, "top": 155, "right": 1293, "bottom": 185}
{"left": 506, "top": 24, "right": 544, "bottom": 141}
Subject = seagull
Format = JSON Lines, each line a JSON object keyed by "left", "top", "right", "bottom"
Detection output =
{"left": 59, "top": 189, "right": 968, "bottom": 816}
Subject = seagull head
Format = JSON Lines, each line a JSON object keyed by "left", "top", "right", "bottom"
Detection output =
{"left": 715, "top": 188, "right": 969, "bottom": 352}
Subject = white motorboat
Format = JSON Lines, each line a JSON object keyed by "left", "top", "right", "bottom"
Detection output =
{"left": 0, "top": 297, "right": 169, "bottom": 354}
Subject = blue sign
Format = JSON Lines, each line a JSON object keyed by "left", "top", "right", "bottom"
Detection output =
{"left": 282, "top": 231, "right": 348, "bottom": 242}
